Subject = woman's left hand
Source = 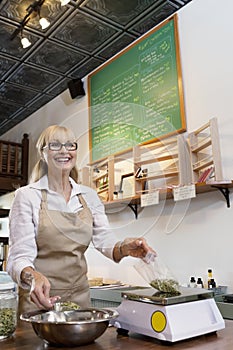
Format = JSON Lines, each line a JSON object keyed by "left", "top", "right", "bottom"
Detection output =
{"left": 120, "top": 237, "right": 156, "bottom": 260}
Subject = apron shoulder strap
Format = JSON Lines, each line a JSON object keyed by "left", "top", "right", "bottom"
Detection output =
{"left": 40, "top": 189, "right": 48, "bottom": 209}
{"left": 77, "top": 194, "right": 88, "bottom": 209}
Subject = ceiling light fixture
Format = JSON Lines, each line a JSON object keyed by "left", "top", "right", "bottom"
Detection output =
{"left": 10, "top": 0, "right": 54, "bottom": 48}
{"left": 37, "top": 3, "right": 50, "bottom": 29}
{"left": 39, "top": 16, "right": 50, "bottom": 29}
{"left": 20, "top": 28, "right": 32, "bottom": 49}
{"left": 60, "top": 0, "right": 71, "bottom": 5}
{"left": 21, "top": 36, "right": 32, "bottom": 49}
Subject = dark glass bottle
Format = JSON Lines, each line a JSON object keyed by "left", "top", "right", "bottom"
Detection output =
{"left": 209, "top": 278, "right": 216, "bottom": 289}
{"left": 207, "top": 269, "right": 213, "bottom": 288}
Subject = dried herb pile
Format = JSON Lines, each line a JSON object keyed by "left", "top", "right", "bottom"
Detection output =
{"left": 0, "top": 308, "right": 16, "bottom": 337}
{"left": 150, "top": 278, "right": 181, "bottom": 296}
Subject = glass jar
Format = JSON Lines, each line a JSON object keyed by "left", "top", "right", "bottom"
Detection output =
{"left": 0, "top": 272, "right": 18, "bottom": 340}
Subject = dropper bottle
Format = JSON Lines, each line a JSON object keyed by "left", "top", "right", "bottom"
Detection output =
{"left": 197, "top": 277, "right": 204, "bottom": 288}
{"left": 189, "top": 276, "right": 196, "bottom": 288}
{"left": 209, "top": 278, "right": 216, "bottom": 289}
{"left": 207, "top": 269, "right": 217, "bottom": 289}
{"left": 207, "top": 269, "right": 213, "bottom": 288}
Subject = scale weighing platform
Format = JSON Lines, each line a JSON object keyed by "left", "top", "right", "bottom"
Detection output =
{"left": 112, "top": 287, "right": 225, "bottom": 342}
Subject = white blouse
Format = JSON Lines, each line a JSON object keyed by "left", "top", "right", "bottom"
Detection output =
{"left": 7, "top": 175, "right": 119, "bottom": 286}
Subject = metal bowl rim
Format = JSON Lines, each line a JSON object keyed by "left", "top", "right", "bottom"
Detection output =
{"left": 20, "top": 307, "right": 119, "bottom": 325}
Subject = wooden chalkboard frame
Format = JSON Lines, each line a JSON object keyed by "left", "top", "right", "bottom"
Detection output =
{"left": 88, "top": 14, "right": 186, "bottom": 163}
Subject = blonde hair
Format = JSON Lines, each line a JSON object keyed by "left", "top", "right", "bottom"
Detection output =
{"left": 30, "top": 125, "right": 79, "bottom": 183}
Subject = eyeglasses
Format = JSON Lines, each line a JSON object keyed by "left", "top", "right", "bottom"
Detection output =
{"left": 44, "top": 142, "right": 78, "bottom": 151}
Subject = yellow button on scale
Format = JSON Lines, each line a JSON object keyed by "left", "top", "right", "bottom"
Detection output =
{"left": 151, "top": 311, "right": 167, "bottom": 333}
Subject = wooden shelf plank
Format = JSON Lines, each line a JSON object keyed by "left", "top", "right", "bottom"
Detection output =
{"left": 136, "top": 154, "right": 178, "bottom": 166}
{"left": 191, "top": 139, "right": 212, "bottom": 153}
{"left": 102, "top": 181, "right": 233, "bottom": 213}
{"left": 135, "top": 171, "right": 179, "bottom": 181}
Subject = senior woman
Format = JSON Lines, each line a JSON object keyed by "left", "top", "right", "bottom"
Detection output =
{"left": 7, "top": 125, "right": 155, "bottom": 314}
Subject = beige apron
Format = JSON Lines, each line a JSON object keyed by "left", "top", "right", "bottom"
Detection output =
{"left": 18, "top": 190, "right": 93, "bottom": 315}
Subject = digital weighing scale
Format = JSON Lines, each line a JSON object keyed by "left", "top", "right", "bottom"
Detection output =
{"left": 112, "top": 287, "right": 225, "bottom": 342}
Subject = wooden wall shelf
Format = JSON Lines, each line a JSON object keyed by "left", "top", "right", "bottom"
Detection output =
{"left": 103, "top": 181, "right": 233, "bottom": 218}
{"left": 84, "top": 119, "right": 232, "bottom": 218}
{"left": 0, "top": 134, "right": 29, "bottom": 196}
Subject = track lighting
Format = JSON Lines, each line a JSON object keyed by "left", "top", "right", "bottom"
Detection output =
{"left": 10, "top": 0, "right": 53, "bottom": 48}
{"left": 10, "top": 0, "right": 70, "bottom": 48}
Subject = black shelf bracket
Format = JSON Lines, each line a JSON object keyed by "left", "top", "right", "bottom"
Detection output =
{"left": 128, "top": 203, "right": 139, "bottom": 219}
{"left": 211, "top": 186, "right": 231, "bottom": 208}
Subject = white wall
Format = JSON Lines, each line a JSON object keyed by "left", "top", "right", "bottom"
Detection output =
{"left": 1, "top": 0, "right": 233, "bottom": 290}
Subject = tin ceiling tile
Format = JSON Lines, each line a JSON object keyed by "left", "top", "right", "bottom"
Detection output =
{"left": 53, "top": 10, "right": 119, "bottom": 53}
{"left": 0, "top": 100, "right": 22, "bottom": 119}
{"left": 0, "top": 56, "right": 19, "bottom": 79}
{"left": 26, "top": 41, "right": 87, "bottom": 74}
{"left": 45, "top": 77, "right": 73, "bottom": 96}
{"left": 82, "top": 0, "right": 157, "bottom": 26}
{"left": 97, "top": 33, "right": 137, "bottom": 60}
{"left": 0, "top": 82, "right": 39, "bottom": 105}
{"left": 129, "top": 2, "right": 178, "bottom": 34}
{"left": 0, "top": 0, "right": 192, "bottom": 136}
{"left": 70, "top": 57, "right": 105, "bottom": 79}
{"left": 7, "top": 64, "right": 60, "bottom": 90}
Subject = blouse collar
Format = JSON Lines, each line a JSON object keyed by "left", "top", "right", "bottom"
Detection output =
{"left": 29, "top": 175, "right": 87, "bottom": 195}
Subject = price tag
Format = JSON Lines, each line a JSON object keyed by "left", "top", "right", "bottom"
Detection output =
{"left": 141, "top": 191, "right": 159, "bottom": 207}
{"left": 173, "top": 184, "right": 196, "bottom": 201}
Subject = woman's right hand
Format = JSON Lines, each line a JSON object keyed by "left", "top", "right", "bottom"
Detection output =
{"left": 21, "top": 267, "right": 60, "bottom": 309}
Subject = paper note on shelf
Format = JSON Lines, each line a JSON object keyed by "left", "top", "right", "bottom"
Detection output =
{"left": 205, "top": 179, "right": 232, "bottom": 185}
{"left": 141, "top": 190, "right": 159, "bottom": 207}
{"left": 173, "top": 184, "right": 196, "bottom": 201}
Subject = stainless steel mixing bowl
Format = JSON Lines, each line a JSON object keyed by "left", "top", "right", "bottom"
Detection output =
{"left": 20, "top": 307, "right": 118, "bottom": 346}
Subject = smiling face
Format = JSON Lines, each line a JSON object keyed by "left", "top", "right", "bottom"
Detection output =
{"left": 41, "top": 126, "right": 77, "bottom": 177}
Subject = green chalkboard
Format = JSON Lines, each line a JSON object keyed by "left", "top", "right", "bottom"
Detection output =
{"left": 88, "top": 15, "right": 186, "bottom": 162}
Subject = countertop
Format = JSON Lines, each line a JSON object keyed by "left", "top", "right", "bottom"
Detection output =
{"left": 1, "top": 320, "right": 233, "bottom": 350}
